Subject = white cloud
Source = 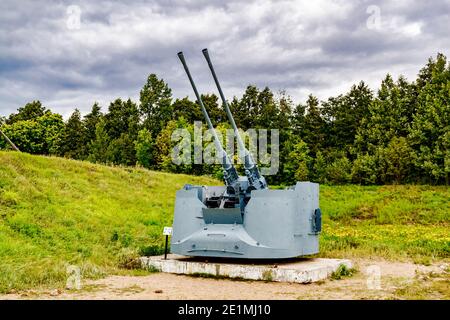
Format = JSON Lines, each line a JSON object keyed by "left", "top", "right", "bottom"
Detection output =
{"left": 0, "top": 0, "right": 448, "bottom": 118}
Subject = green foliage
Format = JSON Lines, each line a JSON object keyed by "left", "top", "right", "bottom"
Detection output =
{"left": 0, "top": 111, "right": 63, "bottom": 154}
{"left": 283, "top": 138, "right": 311, "bottom": 183}
{"left": 58, "top": 109, "right": 86, "bottom": 159}
{"left": 106, "top": 133, "right": 137, "bottom": 166}
{"left": 326, "top": 156, "right": 352, "bottom": 184}
{"left": 155, "top": 118, "right": 193, "bottom": 174}
{"left": 322, "top": 81, "right": 373, "bottom": 149}
{"left": 7, "top": 100, "right": 46, "bottom": 124}
{"left": 87, "top": 118, "right": 110, "bottom": 164}
{"left": 139, "top": 74, "right": 173, "bottom": 137}
{"left": 312, "top": 151, "right": 327, "bottom": 183}
{"left": 135, "top": 128, "right": 154, "bottom": 169}
{"left": 301, "top": 95, "right": 326, "bottom": 156}
{"left": 351, "top": 153, "right": 378, "bottom": 185}
{"left": 330, "top": 264, "right": 357, "bottom": 280}
{"left": 377, "top": 137, "right": 414, "bottom": 184}
{"left": 1, "top": 53, "right": 449, "bottom": 185}
{"left": 408, "top": 53, "right": 450, "bottom": 184}
{"left": 83, "top": 103, "right": 103, "bottom": 150}
{"left": 355, "top": 74, "right": 416, "bottom": 153}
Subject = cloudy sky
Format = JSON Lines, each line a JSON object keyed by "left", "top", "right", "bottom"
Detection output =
{"left": 1, "top": 0, "right": 449, "bottom": 118}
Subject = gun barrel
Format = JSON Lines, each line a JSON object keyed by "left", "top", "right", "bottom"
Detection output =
{"left": 201, "top": 49, "right": 251, "bottom": 165}
{"left": 177, "top": 52, "right": 238, "bottom": 185}
{"left": 202, "top": 49, "right": 267, "bottom": 189}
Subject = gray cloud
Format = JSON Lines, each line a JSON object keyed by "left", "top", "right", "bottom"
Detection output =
{"left": 0, "top": 0, "right": 449, "bottom": 118}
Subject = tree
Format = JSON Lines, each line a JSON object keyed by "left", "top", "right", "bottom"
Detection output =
{"left": 326, "top": 156, "right": 352, "bottom": 184}
{"left": 155, "top": 120, "right": 181, "bottom": 172}
{"left": 275, "top": 91, "right": 293, "bottom": 130}
{"left": 301, "top": 95, "right": 326, "bottom": 156}
{"left": 355, "top": 74, "right": 417, "bottom": 153}
{"left": 139, "top": 74, "right": 173, "bottom": 137}
{"left": 7, "top": 101, "right": 46, "bottom": 124}
{"left": 88, "top": 119, "right": 110, "bottom": 164}
{"left": 321, "top": 81, "right": 373, "bottom": 151}
{"left": 201, "top": 94, "right": 226, "bottom": 124}
{"left": 101, "top": 98, "right": 140, "bottom": 165}
{"left": 377, "top": 137, "right": 414, "bottom": 184}
{"left": 408, "top": 53, "right": 450, "bottom": 184}
{"left": 172, "top": 97, "right": 202, "bottom": 123}
{"left": 135, "top": 128, "right": 154, "bottom": 168}
{"left": 351, "top": 153, "right": 378, "bottom": 185}
{"left": 283, "top": 138, "right": 311, "bottom": 183}
{"left": 106, "top": 133, "right": 136, "bottom": 166}
{"left": 0, "top": 110, "right": 63, "bottom": 154}
{"left": 292, "top": 103, "right": 306, "bottom": 134}
{"left": 312, "top": 150, "right": 327, "bottom": 183}
{"left": 83, "top": 103, "right": 103, "bottom": 145}
{"left": 255, "top": 87, "right": 278, "bottom": 129}
{"left": 0, "top": 120, "right": 45, "bottom": 153}
{"left": 230, "top": 85, "right": 259, "bottom": 130}
{"left": 104, "top": 98, "right": 139, "bottom": 141}
{"left": 58, "top": 109, "right": 86, "bottom": 159}
{"left": 37, "top": 111, "right": 64, "bottom": 155}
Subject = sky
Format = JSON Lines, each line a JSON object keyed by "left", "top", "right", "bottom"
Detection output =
{"left": 1, "top": 0, "right": 449, "bottom": 118}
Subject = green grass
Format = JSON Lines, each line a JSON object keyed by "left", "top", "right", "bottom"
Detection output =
{"left": 0, "top": 151, "right": 217, "bottom": 293}
{"left": 319, "top": 185, "right": 449, "bottom": 261}
{"left": 0, "top": 151, "right": 449, "bottom": 293}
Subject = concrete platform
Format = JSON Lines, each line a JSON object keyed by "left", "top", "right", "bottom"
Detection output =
{"left": 140, "top": 254, "right": 352, "bottom": 284}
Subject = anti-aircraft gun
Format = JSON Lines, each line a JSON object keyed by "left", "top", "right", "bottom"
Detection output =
{"left": 171, "top": 49, "right": 321, "bottom": 259}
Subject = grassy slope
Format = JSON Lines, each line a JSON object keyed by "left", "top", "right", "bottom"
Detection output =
{"left": 0, "top": 151, "right": 217, "bottom": 292}
{"left": 319, "top": 185, "right": 449, "bottom": 262}
{"left": 0, "top": 151, "right": 449, "bottom": 292}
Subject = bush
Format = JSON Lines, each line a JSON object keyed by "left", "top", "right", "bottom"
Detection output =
{"left": 117, "top": 248, "right": 142, "bottom": 270}
{"left": 352, "top": 153, "right": 378, "bottom": 184}
{"left": 326, "top": 156, "right": 352, "bottom": 184}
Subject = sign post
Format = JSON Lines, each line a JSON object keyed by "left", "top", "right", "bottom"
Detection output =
{"left": 163, "top": 227, "right": 173, "bottom": 260}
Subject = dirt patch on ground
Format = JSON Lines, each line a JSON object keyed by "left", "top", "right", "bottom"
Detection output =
{"left": 2, "top": 259, "right": 448, "bottom": 300}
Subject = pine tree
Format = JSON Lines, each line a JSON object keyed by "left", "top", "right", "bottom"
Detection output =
{"left": 87, "top": 118, "right": 109, "bottom": 164}
{"left": 408, "top": 53, "right": 450, "bottom": 184}
{"left": 231, "top": 85, "right": 259, "bottom": 130}
{"left": 321, "top": 81, "right": 373, "bottom": 151}
{"left": 139, "top": 74, "right": 173, "bottom": 137}
{"left": 83, "top": 103, "right": 102, "bottom": 144}
{"left": 355, "top": 75, "right": 417, "bottom": 153}
{"left": 59, "top": 109, "right": 85, "bottom": 159}
{"left": 301, "top": 95, "right": 326, "bottom": 156}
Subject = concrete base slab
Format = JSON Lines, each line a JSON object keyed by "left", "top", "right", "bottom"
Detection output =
{"left": 140, "top": 254, "right": 352, "bottom": 284}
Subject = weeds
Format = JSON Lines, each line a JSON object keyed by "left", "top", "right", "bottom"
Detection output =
{"left": 330, "top": 264, "right": 357, "bottom": 280}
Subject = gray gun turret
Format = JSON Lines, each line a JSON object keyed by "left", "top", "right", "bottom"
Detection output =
{"left": 171, "top": 49, "right": 321, "bottom": 260}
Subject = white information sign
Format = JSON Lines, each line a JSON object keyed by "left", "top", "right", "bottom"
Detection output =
{"left": 163, "top": 226, "right": 173, "bottom": 236}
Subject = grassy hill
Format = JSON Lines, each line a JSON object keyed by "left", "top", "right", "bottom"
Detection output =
{"left": 0, "top": 151, "right": 449, "bottom": 293}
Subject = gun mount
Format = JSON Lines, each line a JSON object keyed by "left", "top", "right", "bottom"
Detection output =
{"left": 171, "top": 49, "right": 321, "bottom": 259}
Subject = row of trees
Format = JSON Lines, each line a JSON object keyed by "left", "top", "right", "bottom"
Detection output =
{"left": 1, "top": 54, "right": 449, "bottom": 185}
